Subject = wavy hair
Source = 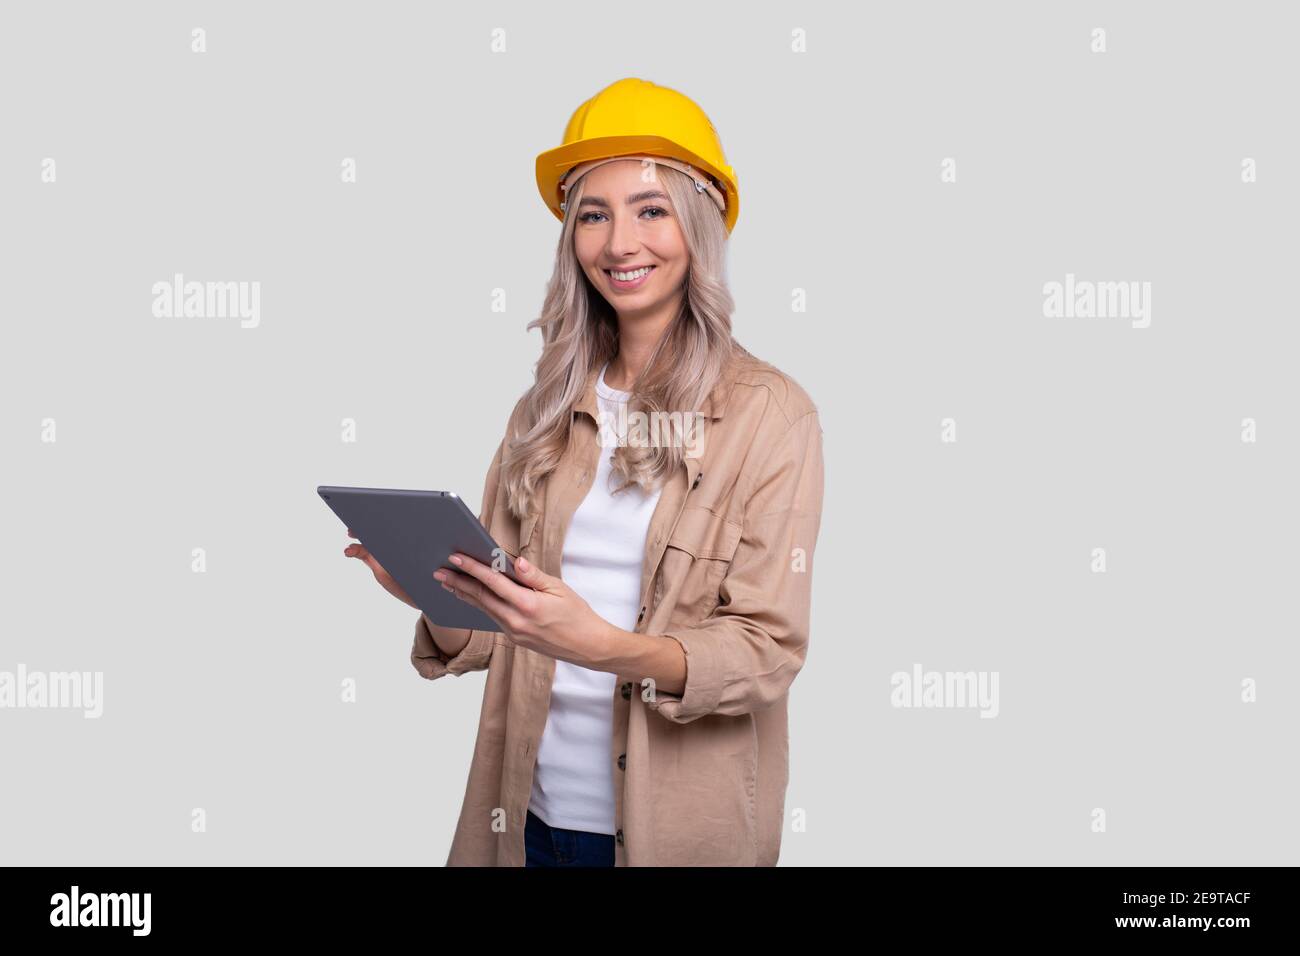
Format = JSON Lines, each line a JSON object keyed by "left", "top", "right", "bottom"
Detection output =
{"left": 500, "top": 160, "right": 741, "bottom": 522}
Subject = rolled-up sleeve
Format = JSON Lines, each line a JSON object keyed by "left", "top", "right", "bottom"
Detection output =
{"left": 648, "top": 408, "right": 825, "bottom": 723}
{"left": 411, "top": 613, "right": 497, "bottom": 679}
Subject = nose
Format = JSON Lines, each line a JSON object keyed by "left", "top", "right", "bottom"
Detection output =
{"left": 606, "top": 208, "right": 642, "bottom": 259}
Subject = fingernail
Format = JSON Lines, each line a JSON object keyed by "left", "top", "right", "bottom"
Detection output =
{"left": 449, "top": 554, "right": 462, "bottom": 566}
{"left": 518, "top": 557, "right": 529, "bottom": 571}
{"left": 433, "top": 570, "right": 445, "bottom": 581}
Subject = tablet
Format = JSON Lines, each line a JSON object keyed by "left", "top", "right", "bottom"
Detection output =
{"left": 318, "top": 485, "right": 522, "bottom": 632}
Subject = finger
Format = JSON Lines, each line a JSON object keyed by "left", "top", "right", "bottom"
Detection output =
{"left": 345, "top": 543, "right": 386, "bottom": 578}
{"left": 361, "top": 553, "right": 387, "bottom": 577}
{"left": 511, "top": 555, "right": 557, "bottom": 593}
{"left": 447, "top": 553, "right": 535, "bottom": 608}
{"left": 439, "top": 567, "right": 518, "bottom": 627}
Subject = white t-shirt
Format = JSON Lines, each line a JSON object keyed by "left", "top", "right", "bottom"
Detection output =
{"left": 527, "top": 360, "right": 662, "bottom": 834}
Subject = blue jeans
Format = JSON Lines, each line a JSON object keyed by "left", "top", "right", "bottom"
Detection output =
{"left": 525, "top": 809, "right": 615, "bottom": 867}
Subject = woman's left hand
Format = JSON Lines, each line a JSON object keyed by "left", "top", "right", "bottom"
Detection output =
{"left": 434, "top": 553, "right": 613, "bottom": 668}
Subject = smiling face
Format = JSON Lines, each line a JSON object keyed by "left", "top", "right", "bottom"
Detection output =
{"left": 572, "top": 159, "right": 690, "bottom": 323}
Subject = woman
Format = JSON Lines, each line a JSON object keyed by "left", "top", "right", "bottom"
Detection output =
{"left": 345, "top": 77, "right": 824, "bottom": 866}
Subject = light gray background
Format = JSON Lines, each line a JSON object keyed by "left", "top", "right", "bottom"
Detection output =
{"left": 2, "top": 1, "right": 1296, "bottom": 865}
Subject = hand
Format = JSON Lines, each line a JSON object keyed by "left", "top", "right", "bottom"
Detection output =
{"left": 343, "top": 528, "right": 418, "bottom": 609}
{"left": 434, "top": 553, "right": 614, "bottom": 668}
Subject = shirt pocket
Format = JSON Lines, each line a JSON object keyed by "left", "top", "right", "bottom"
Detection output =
{"left": 658, "top": 506, "right": 742, "bottom": 627}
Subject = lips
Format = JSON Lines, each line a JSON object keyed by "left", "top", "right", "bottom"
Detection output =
{"left": 605, "top": 265, "right": 656, "bottom": 290}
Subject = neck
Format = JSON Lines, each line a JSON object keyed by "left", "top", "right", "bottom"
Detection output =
{"left": 606, "top": 294, "right": 681, "bottom": 389}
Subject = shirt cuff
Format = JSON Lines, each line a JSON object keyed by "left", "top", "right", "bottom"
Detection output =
{"left": 643, "top": 629, "right": 723, "bottom": 724}
{"left": 411, "top": 612, "right": 495, "bottom": 679}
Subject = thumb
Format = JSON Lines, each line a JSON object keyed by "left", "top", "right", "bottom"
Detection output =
{"left": 514, "top": 555, "right": 554, "bottom": 591}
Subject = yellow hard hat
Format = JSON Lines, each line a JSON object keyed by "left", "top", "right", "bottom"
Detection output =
{"left": 535, "top": 77, "right": 740, "bottom": 234}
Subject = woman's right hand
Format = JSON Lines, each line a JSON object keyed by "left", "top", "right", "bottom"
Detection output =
{"left": 344, "top": 529, "right": 418, "bottom": 609}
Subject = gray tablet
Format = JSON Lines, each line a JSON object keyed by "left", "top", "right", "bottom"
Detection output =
{"left": 318, "top": 485, "right": 522, "bottom": 632}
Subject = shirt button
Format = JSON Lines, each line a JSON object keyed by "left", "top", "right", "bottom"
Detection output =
{"left": 617, "top": 753, "right": 626, "bottom": 771}
{"left": 615, "top": 829, "right": 624, "bottom": 846}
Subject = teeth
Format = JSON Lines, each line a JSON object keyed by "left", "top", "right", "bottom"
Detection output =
{"left": 610, "top": 266, "right": 652, "bottom": 281}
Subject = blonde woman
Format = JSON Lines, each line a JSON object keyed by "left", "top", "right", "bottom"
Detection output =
{"left": 345, "top": 77, "right": 824, "bottom": 866}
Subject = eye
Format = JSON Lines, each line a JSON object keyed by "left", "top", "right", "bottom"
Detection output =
{"left": 577, "top": 207, "right": 670, "bottom": 225}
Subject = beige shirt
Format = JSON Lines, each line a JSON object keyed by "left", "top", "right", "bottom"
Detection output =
{"left": 411, "top": 348, "right": 825, "bottom": 865}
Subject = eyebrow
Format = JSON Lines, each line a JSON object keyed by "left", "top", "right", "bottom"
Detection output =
{"left": 577, "top": 189, "right": 672, "bottom": 210}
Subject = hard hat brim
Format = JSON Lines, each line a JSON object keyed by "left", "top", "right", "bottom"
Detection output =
{"left": 536, "top": 134, "right": 739, "bottom": 234}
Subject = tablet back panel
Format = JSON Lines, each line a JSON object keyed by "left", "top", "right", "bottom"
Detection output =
{"left": 317, "top": 486, "right": 519, "bottom": 632}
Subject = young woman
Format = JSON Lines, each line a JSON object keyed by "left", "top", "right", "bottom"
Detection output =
{"left": 344, "top": 77, "right": 824, "bottom": 866}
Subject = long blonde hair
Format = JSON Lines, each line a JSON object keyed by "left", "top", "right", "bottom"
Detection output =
{"left": 501, "top": 161, "right": 741, "bottom": 521}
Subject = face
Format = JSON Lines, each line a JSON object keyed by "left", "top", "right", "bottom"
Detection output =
{"left": 572, "top": 159, "right": 689, "bottom": 322}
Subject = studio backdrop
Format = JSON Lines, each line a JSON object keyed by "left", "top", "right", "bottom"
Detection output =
{"left": 1, "top": 0, "right": 1296, "bottom": 866}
